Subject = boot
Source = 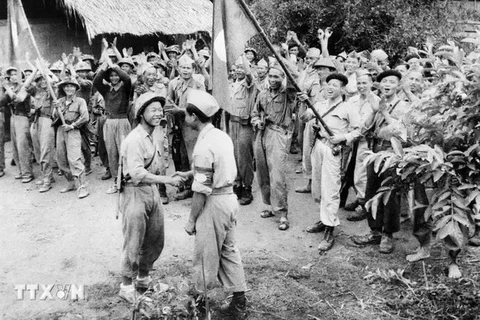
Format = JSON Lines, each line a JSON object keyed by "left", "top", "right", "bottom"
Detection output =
{"left": 318, "top": 226, "right": 335, "bottom": 251}
{"left": 101, "top": 167, "right": 112, "bottom": 180}
{"left": 344, "top": 199, "right": 359, "bottom": 211}
{"left": 39, "top": 176, "right": 52, "bottom": 193}
{"left": 77, "top": 173, "right": 89, "bottom": 199}
{"left": 233, "top": 184, "right": 243, "bottom": 200}
{"left": 60, "top": 174, "right": 76, "bottom": 193}
{"left": 347, "top": 206, "right": 367, "bottom": 221}
{"left": 218, "top": 292, "right": 247, "bottom": 320}
{"left": 239, "top": 186, "right": 253, "bottom": 205}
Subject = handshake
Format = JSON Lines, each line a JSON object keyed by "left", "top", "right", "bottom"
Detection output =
{"left": 167, "top": 171, "right": 192, "bottom": 188}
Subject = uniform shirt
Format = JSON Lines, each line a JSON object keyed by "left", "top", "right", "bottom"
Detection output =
{"left": 251, "top": 84, "right": 297, "bottom": 130}
{"left": 93, "top": 66, "right": 132, "bottom": 115}
{"left": 348, "top": 93, "right": 379, "bottom": 130}
{"left": 76, "top": 78, "right": 93, "bottom": 112}
{"left": 191, "top": 123, "right": 236, "bottom": 196}
{"left": 255, "top": 76, "right": 269, "bottom": 92}
{"left": 167, "top": 75, "right": 205, "bottom": 109}
{"left": 0, "top": 88, "right": 7, "bottom": 113}
{"left": 8, "top": 84, "right": 31, "bottom": 116}
{"left": 56, "top": 96, "right": 89, "bottom": 127}
{"left": 303, "top": 97, "right": 362, "bottom": 144}
{"left": 120, "top": 125, "right": 164, "bottom": 185}
{"left": 371, "top": 96, "right": 410, "bottom": 140}
{"left": 229, "top": 78, "right": 258, "bottom": 118}
{"left": 32, "top": 87, "right": 53, "bottom": 117}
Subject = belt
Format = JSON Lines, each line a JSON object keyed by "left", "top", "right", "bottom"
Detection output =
{"left": 39, "top": 114, "right": 51, "bottom": 119}
{"left": 124, "top": 182, "right": 153, "bottom": 188}
{"left": 211, "top": 186, "right": 233, "bottom": 195}
{"left": 14, "top": 112, "right": 29, "bottom": 117}
{"left": 229, "top": 115, "right": 251, "bottom": 125}
{"left": 266, "top": 120, "right": 290, "bottom": 134}
{"left": 106, "top": 113, "right": 128, "bottom": 119}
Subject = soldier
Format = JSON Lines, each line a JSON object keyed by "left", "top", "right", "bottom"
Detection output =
{"left": 179, "top": 90, "right": 248, "bottom": 319}
{"left": 30, "top": 72, "right": 55, "bottom": 192}
{"left": 93, "top": 56, "right": 132, "bottom": 194}
{"left": 53, "top": 77, "right": 89, "bottom": 199}
{"left": 71, "top": 62, "right": 94, "bottom": 176}
{"left": 229, "top": 54, "right": 258, "bottom": 205}
{"left": 343, "top": 51, "right": 361, "bottom": 98}
{"left": 255, "top": 58, "right": 269, "bottom": 91}
{"left": 296, "top": 57, "right": 336, "bottom": 193}
{"left": 117, "top": 91, "right": 184, "bottom": 303}
{"left": 299, "top": 73, "right": 361, "bottom": 251}
{"left": 167, "top": 54, "right": 206, "bottom": 200}
{"left": 6, "top": 67, "right": 34, "bottom": 183}
{"left": 342, "top": 69, "right": 380, "bottom": 220}
{"left": 251, "top": 60, "right": 298, "bottom": 231}
{"left": 353, "top": 70, "right": 411, "bottom": 253}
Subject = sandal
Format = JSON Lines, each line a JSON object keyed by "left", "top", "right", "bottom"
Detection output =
{"left": 278, "top": 218, "right": 290, "bottom": 231}
{"left": 260, "top": 210, "right": 275, "bottom": 218}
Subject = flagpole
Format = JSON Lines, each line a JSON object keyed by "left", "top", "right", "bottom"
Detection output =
{"left": 237, "top": 0, "right": 334, "bottom": 136}
{"left": 15, "top": 0, "right": 66, "bottom": 126}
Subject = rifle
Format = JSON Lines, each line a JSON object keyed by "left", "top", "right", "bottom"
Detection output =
{"left": 238, "top": 0, "right": 334, "bottom": 139}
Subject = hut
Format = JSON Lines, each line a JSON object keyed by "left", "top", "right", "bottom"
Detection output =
{"left": 0, "top": 0, "right": 213, "bottom": 66}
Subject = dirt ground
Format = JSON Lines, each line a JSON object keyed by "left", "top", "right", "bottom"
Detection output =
{"left": 1, "top": 140, "right": 480, "bottom": 320}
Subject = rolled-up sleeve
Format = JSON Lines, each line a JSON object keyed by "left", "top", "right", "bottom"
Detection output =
{"left": 192, "top": 150, "right": 214, "bottom": 196}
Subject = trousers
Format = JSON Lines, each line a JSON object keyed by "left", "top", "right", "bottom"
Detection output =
{"left": 56, "top": 126, "right": 84, "bottom": 179}
{"left": 194, "top": 193, "right": 247, "bottom": 293}
{"left": 120, "top": 185, "right": 164, "bottom": 279}
{"left": 103, "top": 118, "right": 131, "bottom": 178}
{"left": 254, "top": 125, "right": 290, "bottom": 214}
{"left": 353, "top": 139, "right": 369, "bottom": 200}
{"left": 302, "top": 120, "right": 314, "bottom": 179}
{"left": 97, "top": 115, "right": 109, "bottom": 168}
{"left": 30, "top": 117, "right": 54, "bottom": 182}
{"left": 229, "top": 121, "right": 254, "bottom": 187}
{"left": 13, "top": 115, "right": 33, "bottom": 177}
{"left": 311, "top": 139, "right": 342, "bottom": 227}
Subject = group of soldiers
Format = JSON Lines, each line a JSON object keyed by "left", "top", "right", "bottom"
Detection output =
{"left": 1, "top": 27, "right": 479, "bottom": 317}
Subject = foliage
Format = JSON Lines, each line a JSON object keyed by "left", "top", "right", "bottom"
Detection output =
{"left": 249, "top": 0, "right": 480, "bottom": 61}
{"left": 364, "top": 45, "right": 480, "bottom": 251}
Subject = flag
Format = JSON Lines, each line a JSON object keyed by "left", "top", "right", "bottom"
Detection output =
{"left": 5, "top": 0, "right": 36, "bottom": 67}
{"left": 211, "top": 0, "right": 258, "bottom": 117}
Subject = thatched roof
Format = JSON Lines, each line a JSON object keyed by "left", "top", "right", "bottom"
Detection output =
{"left": 58, "top": 0, "right": 213, "bottom": 40}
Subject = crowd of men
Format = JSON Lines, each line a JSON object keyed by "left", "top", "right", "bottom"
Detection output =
{"left": 2, "top": 27, "right": 480, "bottom": 316}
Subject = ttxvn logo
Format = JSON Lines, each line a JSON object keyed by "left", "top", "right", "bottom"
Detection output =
{"left": 15, "top": 284, "right": 85, "bottom": 300}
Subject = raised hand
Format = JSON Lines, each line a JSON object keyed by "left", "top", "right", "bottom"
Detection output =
{"left": 325, "top": 27, "right": 333, "bottom": 39}
{"left": 112, "top": 37, "right": 118, "bottom": 49}
{"left": 317, "top": 28, "right": 324, "bottom": 41}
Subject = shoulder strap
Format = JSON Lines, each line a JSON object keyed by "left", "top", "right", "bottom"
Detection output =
{"left": 321, "top": 100, "right": 343, "bottom": 118}
{"left": 145, "top": 145, "right": 157, "bottom": 170}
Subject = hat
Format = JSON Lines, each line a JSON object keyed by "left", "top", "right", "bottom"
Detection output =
{"left": 377, "top": 70, "right": 402, "bottom": 82}
{"left": 5, "top": 66, "right": 18, "bottom": 75}
{"left": 244, "top": 47, "right": 257, "bottom": 58}
{"left": 405, "top": 54, "right": 421, "bottom": 62}
{"left": 355, "top": 69, "right": 372, "bottom": 79}
{"left": 75, "top": 61, "right": 92, "bottom": 72}
{"left": 198, "top": 48, "right": 210, "bottom": 58}
{"left": 81, "top": 54, "right": 95, "bottom": 62}
{"left": 313, "top": 57, "right": 336, "bottom": 71}
{"left": 178, "top": 54, "right": 195, "bottom": 67}
{"left": 34, "top": 73, "right": 45, "bottom": 82}
{"left": 257, "top": 58, "right": 268, "bottom": 68}
{"left": 106, "top": 48, "right": 116, "bottom": 57}
{"left": 347, "top": 51, "right": 360, "bottom": 60}
{"left": 166, "top": 45, "right": 181, "bottom": 55}
{"left": 58, "top": 76, "right": 80, "bottom": 92}
{"left": 371, "top": 49, "right": 388, "bottom": 61}
{"left": 186, "top": 90, "right": 219, "bottom": 117}
{"left": 438, "top": 45, "right": 453, "bottom": 52}
{"left": 23, "top": 68, "right": 33, "bottom": 73}
{"left": 147, "top": 52, "right": 159, "bottom": 59}
{"left": 50, "top": 62, "right": 63, "bottom": 72}
{"left": 326, "top": 73, "right": 348, "bottom": 86}
{"left": 269, "top": 62, "right": 285, "bottom": 76}
{"left": 134, "top": 91, "right": 166, "bottom": 119}
{"left": 337, "top": 51, "right": 348, "bottom": 60}
{"left": 140, "top": 63, "right": 156, "bottom": 75}
{"left": 118, "top": 58, "right": 135, "bottom": 69}
{"left": 154, "top": 59, "right": 167, "bottom": 70}
{"left": 306, "top": 48, "right": 321, "bottom": 59}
